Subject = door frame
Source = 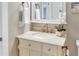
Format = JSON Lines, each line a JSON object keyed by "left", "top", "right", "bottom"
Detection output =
{"left": 2, "top": 2, "right": 9, "bottom": 56}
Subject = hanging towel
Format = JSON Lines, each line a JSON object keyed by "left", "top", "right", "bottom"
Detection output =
{"left": 23, "top": 2, "right": 30, "bottom": 23}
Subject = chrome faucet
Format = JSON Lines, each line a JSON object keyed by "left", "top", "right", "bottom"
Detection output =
{"left": 42, "top": 23, "right": 48, "bottom": 32}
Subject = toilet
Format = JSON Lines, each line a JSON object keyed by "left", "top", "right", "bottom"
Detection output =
{"left": 76, "top": 40, "right": 79, "bottom": 56}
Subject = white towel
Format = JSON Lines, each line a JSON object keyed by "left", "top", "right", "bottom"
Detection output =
{"left": 18, "top": 3, "right": 30, "bottom": 33}
{"left": 23, "top": 2, "right": 30, "bottom": 23}
{"left": 22, "top": 3, "right": 30, "bottom": 32}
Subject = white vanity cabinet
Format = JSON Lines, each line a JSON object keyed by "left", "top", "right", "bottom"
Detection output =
{"left": 18, "top": 39, "right": 63, "bottom": 56}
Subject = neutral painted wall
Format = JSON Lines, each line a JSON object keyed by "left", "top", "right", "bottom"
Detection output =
{"left": 8, "top": 2, "right": 30, "bottom": 55}
{"left": 8, "top": 2, "right": 20, "bottom": 55}
{"left": 65, "top": 2, "right": 79, "bottom": 56}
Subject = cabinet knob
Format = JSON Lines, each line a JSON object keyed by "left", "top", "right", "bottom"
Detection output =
{"left": 28, "top": 44, "right": 31, "bottom": 46}
{"left": 48, "top": 48, "right": 51, "bottom": 51}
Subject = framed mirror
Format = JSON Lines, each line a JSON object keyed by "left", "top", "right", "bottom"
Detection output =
{"left": 30, "top": 2, "right": 66, "bottom": 24}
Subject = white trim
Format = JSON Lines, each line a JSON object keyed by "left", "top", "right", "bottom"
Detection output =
{"left": 0, "top": 3, "right": 2, "bottom": 38}
{"left": 2, "top": 2, "right": 9, "bottom": 56}
{"left": 31, "top": 20, "right": 67, "bottom": 24}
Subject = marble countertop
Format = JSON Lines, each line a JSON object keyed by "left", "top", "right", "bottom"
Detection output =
{"left": 16, "top": 31, "right": 66, "bottom": 46}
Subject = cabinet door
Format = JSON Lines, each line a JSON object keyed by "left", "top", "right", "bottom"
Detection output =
{"left": 19, "top": 47, "right": 29, "bottom": 56}
{"left": 57, "top": 46, "right": 63, "bottom": 56}
{"left": 19, "top": 39, "right": 42, "bottom": 56}
{"left": 42, "top": 43, "right": 58, "bottom": 56}
{"left": 19, "top": 39, "right": 31, "bottom": 48}
{"left": 30, "top": 41, "right": 42, "bottom": 56}
{"left": 19, "top": 39, "right": 31, "bottom": 56}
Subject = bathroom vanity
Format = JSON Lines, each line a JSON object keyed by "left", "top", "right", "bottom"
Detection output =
{"left": 17, "top": 2, "right": 67, "bottom": 56}
{"left": 17, "top": 31, "right": 66, "bottom": 56}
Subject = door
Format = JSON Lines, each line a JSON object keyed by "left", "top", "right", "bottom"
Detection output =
{"left": 0, "top": 3, "right": 3, "bottom": 56}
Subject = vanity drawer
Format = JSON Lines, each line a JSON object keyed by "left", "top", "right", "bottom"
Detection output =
{"left": 42, "top": 43, "right": 58, "bottom": 56}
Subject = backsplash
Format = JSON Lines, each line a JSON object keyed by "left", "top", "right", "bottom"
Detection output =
{"left": 30, "top": 23, "right": 67, "bottom": 33}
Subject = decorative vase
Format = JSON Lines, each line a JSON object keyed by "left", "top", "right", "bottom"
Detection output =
{"left": 55, "top": 30, "right": 65, "bottom": 37}
{"left": 56, "top": 31, "right": 62, "bottom": 36}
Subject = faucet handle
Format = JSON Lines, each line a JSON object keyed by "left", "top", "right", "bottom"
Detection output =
{"left": 48, "top": 27, "right": 52, "bottom": 33}
{"left": 42, "top": 26, "right": 45, "bottom": 32}
{"left": 42, "top": 28, "right": 45, "bottom": 32}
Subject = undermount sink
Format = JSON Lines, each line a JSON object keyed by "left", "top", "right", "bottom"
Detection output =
{"left": 32, "top": 32, "right": 56, "bottom": 39}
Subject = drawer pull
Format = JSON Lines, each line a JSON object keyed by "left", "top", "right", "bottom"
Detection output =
{"left": 48, "top": 48, "right": 51, "bottom": 51}
{"left": 28, "top": 44, "right": 31, "bottom": 46}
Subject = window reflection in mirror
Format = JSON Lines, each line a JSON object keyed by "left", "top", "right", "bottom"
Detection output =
{"left": 31, "top": 2, "right": 66, "bottom": 23}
